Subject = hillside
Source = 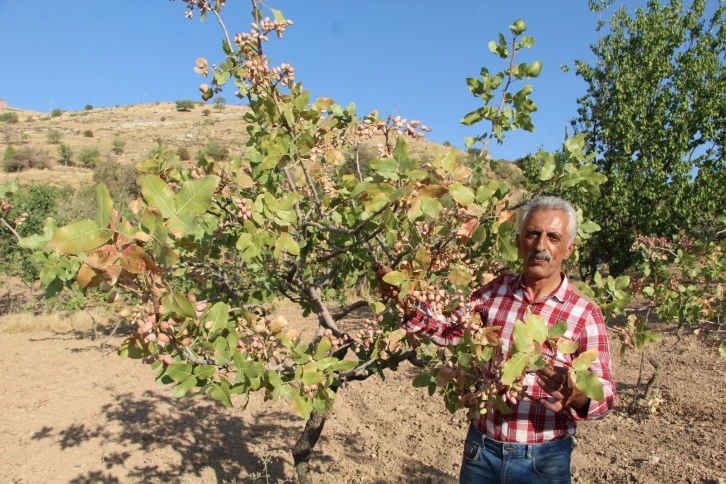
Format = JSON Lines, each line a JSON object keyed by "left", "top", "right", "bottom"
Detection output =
{"left": 0, "top": 103, "right": 520, "bottom": 189}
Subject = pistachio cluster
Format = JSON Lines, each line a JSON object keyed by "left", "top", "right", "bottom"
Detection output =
{"left": 233, "top": 197, "right": 253, "bottom": 220}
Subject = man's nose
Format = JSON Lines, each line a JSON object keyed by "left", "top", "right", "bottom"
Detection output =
{"left": 534, "top": 236, "right": 546, "bottom": 251}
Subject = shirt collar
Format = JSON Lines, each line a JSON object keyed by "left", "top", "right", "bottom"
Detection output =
{"left": 510, "top": 272, "right": 572, "bottom": 303}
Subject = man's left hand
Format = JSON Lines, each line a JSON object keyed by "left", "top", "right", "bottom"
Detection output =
{"left": 536, "top": 365, "right": 590, "bottom": 414}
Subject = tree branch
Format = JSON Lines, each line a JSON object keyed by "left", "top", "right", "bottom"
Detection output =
{"left": 0, "top": 217, "right": 21, "bottom": 241}
{"left": 337, "top": 349, "right": 419, "bottom": 382}
{"left": 332, "top": 300, "right": 369, "bottom": 321}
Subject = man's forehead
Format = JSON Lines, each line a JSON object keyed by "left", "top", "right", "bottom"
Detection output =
{"left": 521, "top": 209, "right": 569, "bottom": 228}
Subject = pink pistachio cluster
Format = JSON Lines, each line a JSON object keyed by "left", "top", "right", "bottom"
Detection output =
{"left": 233, "top": 197, "right": 253, "bottom": 220}
{"left": 355, "top": 115, "right": 431, "bottom": 158}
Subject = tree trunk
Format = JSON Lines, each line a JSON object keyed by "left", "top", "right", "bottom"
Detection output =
{"left": 292, "top": 410, "right": 327, "bottom": 484}
{"left": 642, "top": 356, "right": 661, "bottom": 401}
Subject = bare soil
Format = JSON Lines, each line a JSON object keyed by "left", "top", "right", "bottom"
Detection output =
{"left": 0, "top": 302, "right": 724, "bottom": 483}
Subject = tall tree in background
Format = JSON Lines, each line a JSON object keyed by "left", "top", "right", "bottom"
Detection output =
{"left": 573, "top": 0, "right": 725, "bottom": 275}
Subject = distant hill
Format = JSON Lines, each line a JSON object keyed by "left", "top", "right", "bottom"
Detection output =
{"left": 0, "top": 102, "right": 521, "bottom": 189}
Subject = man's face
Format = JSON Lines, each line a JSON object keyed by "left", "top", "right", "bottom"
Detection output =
{"left": 516, "top": 209, "right": 576, "bottom": 283}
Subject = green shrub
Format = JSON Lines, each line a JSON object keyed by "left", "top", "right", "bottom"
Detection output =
{"left": 54, "top": 185, "right": 96, "bottom": 226}
{"left": 203, "top": 140, "right": 229, "bottom": 162}
{"left": 203, "top": 108, "right": 211, "bottom": 117}
{"left": 213, "top": 97, "right": 226, "bottom": 105}
{"left": 83, "top": 129, "right": 94, "bottom": 138}
{"left": 176, "top": 146, "right": 191, "bottom": 161}
{"left": 175, "top": 99, "right": 196, "bottom": 112}
{"left": 0, "top": 184, "right": 60, "bottom": 282}
{"left": 3, "top": 146, "right": 51, "bottom": 172}
{"left": 111, "top": 137, "right": 126, "bottom": 155}
{"left": 0, "top": 112, "right": 19, "bottom": 124}
{"left": 58, "top": 143, "right": 73, "bottom": 166}
{"left": 50, "top": 108, "right": 63, "bottom": 118}
{"left": 213, "top": 103, "right": 225, "bottom": 111}
{"left": 85, "top": 104, "right": 94, "bottom": 111}
{"left": 78, "top": 148, "right": 101, "bottom": 168}
{"left": 92, "top": 158, "right": 141, "bottom": 205}
{"left": 46, "top": 130, "right": 62, "bottom": 144}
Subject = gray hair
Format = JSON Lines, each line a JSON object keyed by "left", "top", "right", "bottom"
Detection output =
{"left": 517, "top": 196, "right": 578, "bottom": 244}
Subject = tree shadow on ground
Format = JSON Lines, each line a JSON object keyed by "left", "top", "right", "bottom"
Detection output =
{"left": 30, "top": 390, "right": 303, "bottom": 482}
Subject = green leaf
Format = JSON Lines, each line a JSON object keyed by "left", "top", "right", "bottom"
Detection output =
{"left": 447, "top": 268, "right": 472, "bottom": 286}
{"left": 524, "top": 313, "right": 547, "bottom": 343}
{"left": 524, "top": 61, "right": 542, "bottom": 77}
{"left": 48, "top": 219, "right": 112, "bottom": 255}
{"left": 331, "top": 360, "right": 358, "bottom": 373}
{"left": 18, "top": 234, "right": 49, "bottom": 250}
{"left": 497, "top": 234, "right": 518, "bottom": 262}
{"left": 413, "top": 246, "right": 431, "bottom": 271}
{"left": 222, "top": 38, "right": 232, "bottom": 55}
{"left": 168, "top": 175, "right": 220, "bottom": 237}
{"left": 240, "top": 361, "right": 266, "bottom": 379}
{"left": 267, "top": 370, "right": 282, "bottom": 389}
{"left": 574, "top": 369, "right": 605, "bottom": 402}
{"left": 370, "top": 158, "right": 398, "bottom": 174}
{"left": 448, "top": 184, "right": 476, "bottom": 207}
{"left": 209, "top": 382, "right": 233, "bottom": 407}
{"left": 548, "top": 321, "right": 568, "bottom": 339}
{"left": 270, "top": 7, "right": 286, "bottom": 23}
{"left": 193, "top": 365, "right": 217, "bottom": 379}
{"left": 174, "top": 375, "right": 198, "bottom": 398}
{"left": 162, "top": 291, "right": 197, "bottom": 320}
{"left": 571, "top": 348, "right": 599, "bottom": 371}
{"left": 302, "top": 371, "right": 325, "bottom": 386}
{"left": 279, "top": 233, "right": 300, "bottom": 256}
{"left": 314, "top": 337, "right": 332, "bottom": 360}
{"left": 509, "top": 19, "right": 526, "bottom": 35}
{"left": 421, "top": 197, "right": 443, "bottom": 218}
{"left": 493, "top": 395, "right": 513, "bottom": 414}
{"left": 556, "top": 338, "right": 579, "bottom": 354}
{"left": 166, "top": 363, "right": 194, "bottom": 383}
{"left": 205, "top": 302, "right": 230, "bottom": 336}
{"left": 412, "top": 373, "right": 432, "bottom": 388}
{"left": 461, "top": 107, "right": 485, "bottom": 126}
{"left": 512, "top": 321, "right": 534, "bottom": 353}
{"left": 382, "top": 271, "right": 406, "bottom": 287}
{"left": 292, "top": 393, "right": 313, "bottom": 419}
{"left": 580, "top": 220, "right": 601, "bottom": 234}
{"left": 369, "top": 301, "right": 386, "bottom": 315}
{"left": 500, "top": 352, "right": 529, "bottom": 386}
{"left": 539, "top": 159, "right": 556, "bottom": 181}
{"left": 139, "top": 175, "right": 175, "bottom": 218}
{"left": 615, "top": 275, "right": 630, "bottom": 290}
{"left": 95, "top": 183, "right": 112, "bottom": 228}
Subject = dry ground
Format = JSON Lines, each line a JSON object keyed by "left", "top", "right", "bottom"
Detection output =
{"left": 0, "top": 300, "right": 724, "bottom": 484}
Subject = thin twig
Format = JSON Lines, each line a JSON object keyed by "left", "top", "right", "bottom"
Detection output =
{"left": 0, "top": 218, "right": 21, "bottom": 241}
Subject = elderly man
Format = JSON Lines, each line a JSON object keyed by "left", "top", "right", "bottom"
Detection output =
{"left": 381, "top": 196, "right": 615, "bottom": 483}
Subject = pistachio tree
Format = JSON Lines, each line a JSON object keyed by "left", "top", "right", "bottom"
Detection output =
{"left": 17, "top": 2, "right": 608, "bottom": 481}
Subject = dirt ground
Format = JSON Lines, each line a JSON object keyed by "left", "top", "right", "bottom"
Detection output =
{"left": 0, "top": 301, "right": 724, "bottom": 484}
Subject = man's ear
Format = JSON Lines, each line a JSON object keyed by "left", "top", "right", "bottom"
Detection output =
{"left": 565, "top": 242, "right": 576, "bottom": 259}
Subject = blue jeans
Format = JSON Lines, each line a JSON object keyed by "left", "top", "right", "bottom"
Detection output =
{"left": 459, "top": 423, "right": 573, "bottom": 483}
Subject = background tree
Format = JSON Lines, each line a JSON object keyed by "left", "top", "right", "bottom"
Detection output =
{"left": 572, "top": 0, "right": 725, "bottom": 275}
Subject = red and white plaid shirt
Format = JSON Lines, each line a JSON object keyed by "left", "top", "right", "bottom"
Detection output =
{"left": 403, "top": 273, "right": 616, "bottom": 444}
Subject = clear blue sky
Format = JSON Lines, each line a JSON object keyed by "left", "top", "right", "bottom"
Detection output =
{"left": 0, "top": 1, "right": 641, "bottom": 161}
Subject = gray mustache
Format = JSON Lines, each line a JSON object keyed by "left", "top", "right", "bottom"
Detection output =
{"left": 530, "top": 250, "right": 552, "bottom": 262}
